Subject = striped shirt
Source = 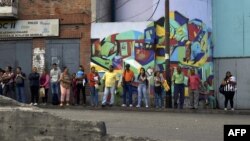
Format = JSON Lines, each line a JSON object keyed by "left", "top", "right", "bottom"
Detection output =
{"left": 224, "top": 76, "right": 236, "bottom": 92}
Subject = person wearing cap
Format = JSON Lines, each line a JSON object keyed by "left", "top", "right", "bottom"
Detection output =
{"left": 121, "top": 64, "right": 135, "bottom": 107}
{"left": 101, "top": 65, "right": 119, "bottom": 107}
{"left": 188, "top": 68, "right": 201, "bottom": 109}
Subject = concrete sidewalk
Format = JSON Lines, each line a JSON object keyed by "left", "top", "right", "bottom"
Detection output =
{"left": 38, "top": 104, "right": 250, "bottom": 115}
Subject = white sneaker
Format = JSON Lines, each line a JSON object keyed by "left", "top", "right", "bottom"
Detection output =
{"left": 136, "top": 105, "right": 140, "bottom": 108}
{"left": 231, "top": 108, "right": 234, "bottom": 111}
{"left": 121, "top": 104, "right": 126, "bottom": 107}
{"left": 129, "top": 104, "right": 133, "bottom": 107}
{"left": 224, "top": 108, "right": 227, "bottom": 111}
{"left": 30, "top": 103, "right": 33, "bottom": 106}
{"left": 33, "top": 103, "right": 38, "bottom": 106}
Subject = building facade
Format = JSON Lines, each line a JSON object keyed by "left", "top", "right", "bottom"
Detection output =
{"left": 0, "top": 0, "right": 91, "bottom": 73}
{"left": 213, "top": 0, "right": 250, "bottom": 109}
{"left": 0, "top": 0, "right": 91, "bottom": 101}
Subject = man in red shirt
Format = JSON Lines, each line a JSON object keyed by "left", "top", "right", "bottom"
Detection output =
{"left": 188, "top": 68, "right": 201, "bottom": 109}
{"left": 88, "top": 67, "right": 100, "bottom": 107}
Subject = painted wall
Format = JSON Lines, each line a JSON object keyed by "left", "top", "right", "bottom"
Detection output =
{"left": 91, "top": 21, "right": 155, "bottom": 79}
{"left": 169, "top": 0, "right": 213, "bottom": 96}
{"left": 91, "top": 0, "right": 213, "bottom": 98}
{"left": 213, "top": 0, "right": 250, "bottom": 57}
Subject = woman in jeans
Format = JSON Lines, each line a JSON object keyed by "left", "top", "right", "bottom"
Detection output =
{"left": 59, "top": 67, "right": 71, "bottom": 107}
{"left": 88, "top": 67, "right": 100, "bottom": 107}
{"left": 15, "top": 67, "right": 26, "bottom": 103}
{"left": 136, "top": 68, "right": 149, "bottom": 108}
{"left": 40, "top": 69, "right": 50, "bottom": 105}
{"left": 221, "top": 71, "right": 237, "bottom": 111}
{"left": 154, "top": 71, "right": 163, "bottom": 108}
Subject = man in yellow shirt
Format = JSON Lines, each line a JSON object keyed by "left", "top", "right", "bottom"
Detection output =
{"left": 102, "top": 65, "right": 119, "bottom": 107}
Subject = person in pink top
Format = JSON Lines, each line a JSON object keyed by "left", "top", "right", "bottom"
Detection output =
{"left": 188, "top": 68, "right": 201, "bottom": 109}
{"left": 40, "top": 69, "right": 50, "bottom": 105}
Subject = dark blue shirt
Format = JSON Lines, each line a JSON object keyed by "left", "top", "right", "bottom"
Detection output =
{"left": 29, "top": 72, "right": 40, "bottom": 87}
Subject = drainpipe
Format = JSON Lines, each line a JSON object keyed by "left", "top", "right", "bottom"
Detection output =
{"left": 111, "top": 0, "right": 115, "bottom": 22}
{"left": 165, "top": 0, "right": 172, "bottom": 108}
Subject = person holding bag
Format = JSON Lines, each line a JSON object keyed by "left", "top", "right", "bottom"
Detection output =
{"left": 154, "top": 71, "right": 164, "bottom": 108}
{"left": 40, "top": 69, "right": 50, "bottom": 105}
{"left": 221, "top": 71, "right": 237, "bottom": 111}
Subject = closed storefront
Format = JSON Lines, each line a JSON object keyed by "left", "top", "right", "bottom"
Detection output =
{"left": 45, "top": 39, "right": 80, "bottom": 74}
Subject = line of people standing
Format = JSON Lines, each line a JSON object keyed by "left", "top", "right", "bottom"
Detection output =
{"left": 0, "top": 63, "right": 235, "bottom": 110}
{"left": 0, "top": 64, "right": 89, "bottom": 106}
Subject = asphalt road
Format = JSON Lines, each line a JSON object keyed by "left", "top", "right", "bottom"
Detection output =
{"left": 45, "top": 108, "right": 250, "bottom": 141}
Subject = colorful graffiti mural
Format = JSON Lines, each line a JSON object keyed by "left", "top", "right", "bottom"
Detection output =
{"left": 91, "top": 22, "right": 155, "bottom": 78}
{"left": 169, "top": 11, "right": 213, "bottom": 95}
{"left": 91, "top": 11, "right": 213, "bottom": 95}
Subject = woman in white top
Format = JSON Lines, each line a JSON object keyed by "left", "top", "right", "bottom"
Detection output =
{"left": 221, "top": 71, "right": 237, "bottom": 111}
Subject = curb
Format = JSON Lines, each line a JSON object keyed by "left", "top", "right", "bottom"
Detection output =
{"left": 38, "top": 105, "right": 250, "bottom": 115}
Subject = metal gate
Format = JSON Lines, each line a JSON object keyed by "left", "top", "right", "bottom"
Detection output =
{"left": 214, "top": 58, "right": 250, "bottom": 109}
{"left": 0, "top": 40, "right": 32, "bottom": 102}
{"left": 45, "top": 39, "right": 80, "bottom": 75}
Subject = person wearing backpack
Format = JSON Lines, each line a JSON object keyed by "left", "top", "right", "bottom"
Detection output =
{"left": 15, "top": 67, "right": 26, "bottom": 103}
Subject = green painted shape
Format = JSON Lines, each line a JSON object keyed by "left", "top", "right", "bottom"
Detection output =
{"left": 147, "top": 22, "right": 154, "bottom": 27}
{"left": 104, "top": 36, "right": 111, "bottom": 42}
{"left": 116, "top": 30, "right": 143, "bottom": 40}
{"left": 177, "top": 46, "right": 186, "bottom": 62}
{"left": 92, "top": 57, "right": 111, "bottom": 68}
{"left": 101, "top": 42, "right": 114, "bottom": 56}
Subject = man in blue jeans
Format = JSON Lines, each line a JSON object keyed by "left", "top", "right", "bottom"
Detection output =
{"left": 172, "top": 66, "right": 185, "bottom": 109}
{"left": 50, "top": 63, "right": 61, "bottom": 105}
{"left": 121, "top": 64, "right": 135, "bottom": 107}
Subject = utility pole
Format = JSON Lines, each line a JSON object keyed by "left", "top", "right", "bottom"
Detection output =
{"left": 165, "top": 0, "right": 172, "bottom": 108}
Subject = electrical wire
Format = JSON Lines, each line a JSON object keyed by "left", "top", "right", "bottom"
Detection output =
{"left": 147, "top": 0, "right": 161, "bottom": 21}
{"left": 116, "top": 1, "right": 160, "bottom": 21}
